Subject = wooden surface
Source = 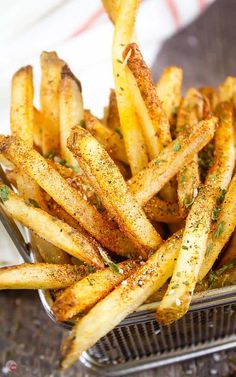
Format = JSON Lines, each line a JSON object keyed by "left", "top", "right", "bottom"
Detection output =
{"left": 1, "top": 0, "right": 236, "bottom": 376}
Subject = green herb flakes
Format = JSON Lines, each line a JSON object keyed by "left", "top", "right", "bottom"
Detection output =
{"left": 79, "top": 119, "right": 86, "bottom": 129}
{"left": 114, "top": 128, "right": 123, "bottom": 139}
{"left": 0, "top": 185, "right": 9, "bottom": 201}
{"left": 213, "top": 221, "right": 225, "bottom": 238}
{"left": 172, "top": 140, "right": 181, "bottom": 152}
{"left": 211, "top": 207, "right": 220, "bottom": 221}
{"left": 28, "top": 198, "right": 40, "bottom": 208}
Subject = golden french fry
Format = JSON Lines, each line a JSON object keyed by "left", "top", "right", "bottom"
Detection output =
{"left": 11, "top": 66, "right": 34, "bottom": 145}
{"left": 106, "top": 89, "right": 121, "bottom": 130}
{"left": 102, "top": 0, "right": 118, "bottom": 23}
{"left": 112, "top": 0, "right": 148, "bottom": 175}
{"left": 0, "top": 182, "right": 104, "bottom": 268}
{"left": 199, "top": 87, "right": 219, "bottom": 111}
{"left": 59, "top": 65, "right": 84, "bottom": 165}
{"left": 198, "top": 173, "right": 236, "bottom": 280}
{"left": 156, "top": 66, "right": 183, "bottom": 124}
{"left": 84, "top": 110, "right": 128, "bottom": 164}
{"left": 0, "top": 135, "right": 137, "bottom": 257}
{"left": 176, "top": 89, "right": 206, "bottom": 215}
{"left": 53, "top": 260, "right": 137, "bottom": 321}
{"left": 68, "top": 127, "right": 162, "bottom": 256}
{"left": 219, "top": 76, "right": 236, "bottom": 102}
{"left": 40, "top": 51, "right": 64, "bottom": 155}
{"left": 157, "top": 104, "right": 235, "bottom": 325}
{"left": 33, "top": 108, "right": 44, "bottom": 150}
{"left": 144, "top": 196, "right": 183, "bottom": 224}
{"left": 0, "top": 263, "right": 86, "bottom": 290}
{"left": 60, "top": 231, "right": 183, "bottom": 369}
{"left": 129, "top": 117, "right": 217, "bottom": 206}
{"left": 31, "top": 234, "right": 72, "bottom": 265}
{"left": 218, "top": 231, "right": 236, "bottom": 268}
{"left": 124, "top": 43, "right": 172, "bottom": 156}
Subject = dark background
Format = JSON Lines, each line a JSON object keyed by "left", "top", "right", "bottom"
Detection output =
{"left": 1, "top": 0, "right": 236, "bottom": 376}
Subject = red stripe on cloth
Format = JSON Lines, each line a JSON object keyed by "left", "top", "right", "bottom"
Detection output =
{"left": 166, "top": 0, "right": 181, "bottom": 29}
{"left": 198, "top": 0, "right": 208, "bottom": 10}
{"left": 68, "top": 6, "right": 104, "bottom": 39}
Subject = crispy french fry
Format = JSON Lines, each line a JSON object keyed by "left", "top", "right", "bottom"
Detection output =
{"left": 59, "top": 65, "right": 84, "bottom": 165}
{"left": 218, "top": 231, "right": 236, "bottom": 268}
{"left": 68, "top": 127, "right": 162, "bottom": 256}
{"left": 124, "top": 43, "right": 172, "bottom": 156}
{"left": 53, "top": 260, "right": 137, "bottom": 321}
{"left": 60, "top": 231, "right": 183, "bottom": 369}
{"left": 0, "top": 182, "right": 104, "bottom": 268}
{"left": 144, "top": 196, "right": 183, "bottom": 224}
{"left": 176, "top": 89, "right": 206, "bottom": 215}
{"left": 33, "top": 108, "right": 44, "bottom": 150}
{"left": 219, "top": 76, "right": 236, "bottom": 102}
{"left": 129, "top": 117, "right": 217, "bottom": 206}
{"left": 157, "top": 105, "right": 235, "bottom": 324}
{"left": 106, "top": 89, "right": 121, "bottom": 130}
{"left": 40, "top": 51, "right": 64, "bottom": 155}
{"left": 0, "top": 135, "right": 137, "bottom": 257}
{"left": 0, "top": 263, "right": 86, "bottom": 290}
{"left": 156, "top": 67, "right": 183, "bottom": 124}
{"left": 199, "top": 87, "right": 219, "bottom": 111}
{"left": 112, "top": 0, "right": 148, "bottom": 175}
{"left": 198, "top": 173, "right": 236, "bottom": 280}
{"left": 84, "top": 110, "right": 128, "bottom": 164}
{"left": 11, "top": 66, "right": 34, "bottom": 146}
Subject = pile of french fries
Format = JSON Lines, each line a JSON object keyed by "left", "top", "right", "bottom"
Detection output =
{"left": 1, "top": 0, "right": 236, "bottom": 370}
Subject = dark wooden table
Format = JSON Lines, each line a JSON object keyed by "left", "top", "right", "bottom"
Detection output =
{"left": 1, "top": 0, "right": 236, "bottom": 376}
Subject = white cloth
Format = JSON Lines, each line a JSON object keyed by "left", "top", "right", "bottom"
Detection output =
{"left": 0, "top": 0, "right": 214, "bottom": 265}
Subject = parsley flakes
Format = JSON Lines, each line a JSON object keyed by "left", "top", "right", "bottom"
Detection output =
{"left": 172, "top": 140, "right": 181, "bottom": 152}
{"left": 28, "top": 198, "right": 40, "bottom": 208}
{"left": 0, "top": 185, "right": 9, "bottom": 201}
{"left": 213, "top": 221, "right": 225, "bottom": 238}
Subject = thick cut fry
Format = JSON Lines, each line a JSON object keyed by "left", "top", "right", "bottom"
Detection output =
{"left": 68, "top": 127, "right": 161, "bottom": 256}
{"left": 176, "top": 89, "right": 206, "bottom": 215}
{"left": 129, "top": 117, "right": 217, "bottom": 206}
{"left": 199, "top": 87, "right": 219, "bottom": 111}
{"left": 156, "top": 67, "right": 183, "bottom": 123}
{"left": 84, "top": 110, "right": 128, "bottom": 164}
{"left": 157, "top": 106, "right": 235, "bottom": 324}
{"left": 218, "top": 231, "right": 236, "bottom": 268}
{"left": 40, "top": 51, "right": 64, "bottom": 155}
{"left": 59, "top": 65, "right": 84, "bottom": 165}
{"left": 0, "top": 263, "right": 86, "bottom": 290}
{"left": 31, "top": 234, "right": 71, "bottom": 265}
{"left": 33, "top": 108, "right": 44, "bottom": 149}
{"left": 144, "top": 196, "right": 183, "bottom": 224}
{"left": 60, "top": 231, "right": 183, "bottom": 369}
{"left": 53, "top": 260, "right": 137, "bottom": 321}
{"left": 198, "top": 173, "right": 236, "bottom": 280}
{"left": 0, "top": 183, "right": 104, "bottom": 268}
{"left": 106, "top": 89, "right": 121, "bottom": 130}
{"left": 113, "top": 0, "right": 148, "bottom": 175}
{"left": 124, "top": 43, "right": 171, "bottom": 155}
{"left": 11, "top": 66, "right": 34, "bottom": 145}
{"left": 219, "top": 76, "right": 236, "bottom": 102}
{"left": 0, "top": 135, "right": 137, "bottom": 257}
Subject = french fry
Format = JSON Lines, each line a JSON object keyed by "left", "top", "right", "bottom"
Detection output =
{"left": 157, "top": 105, "right": 235, "bottom": 324}
{"left": 53, "top": 260, "right": 137, "bottom": 321}
{"left": 144, "top": 196, "right": 183, "bottom": 224}
{"left": 0, "top": 135, "right": 137, "bottom": 257}
{"left": 31, "top": 235, "right": 72, "bottom": 265}
{"left": 33, "top": 108, "right": 43, "bottom": 150}
{"left": 156, "top": 66, "right": 183, "bottom": 124}
{"left": 198, "top": 173, "right": 236, "bottom": 280}
{"left": 60, "top": 231, "right": 183, "bottom": 369}
{"left": 84, "top": 110, "right": 128, "bottom": 164}
{"left": 40, "top": 51, "right": 64, "bottom": 155}
{"left": 176, "top": 89, "right": 206, "bottom": 215}
{"left": 10, "top": 66, "right": 34, "bottom": 146}
{"left": 218, "top": 231, "right": 236, "bottom": 268}
{"left": 129, "top": 117, "right": 217, "bottom": 206}
{"left": 124, "top": 43, "right": 172, "bottom": 156}
{"left": 199, "top": 87, "right": 219, "bottom": 111}
{"left": 0, "top": 182, "right": 104, "bottom": 268}
{"left": 59, "top": 65, "right": 84, "bottom": 165}
{"left": 219, "top": 76, "right": 236, "bottom": 102}
{"left": 68, "top": 127, "right": 162, "bottom": 256}
{"left": 0, "top": 263, "right": 86, "bottom": 290}
{"left": 106, "top": 89, "right": 121, "bottom": 130}
{"left": 112, "top": 0, "right": 148, "bottom": 175}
